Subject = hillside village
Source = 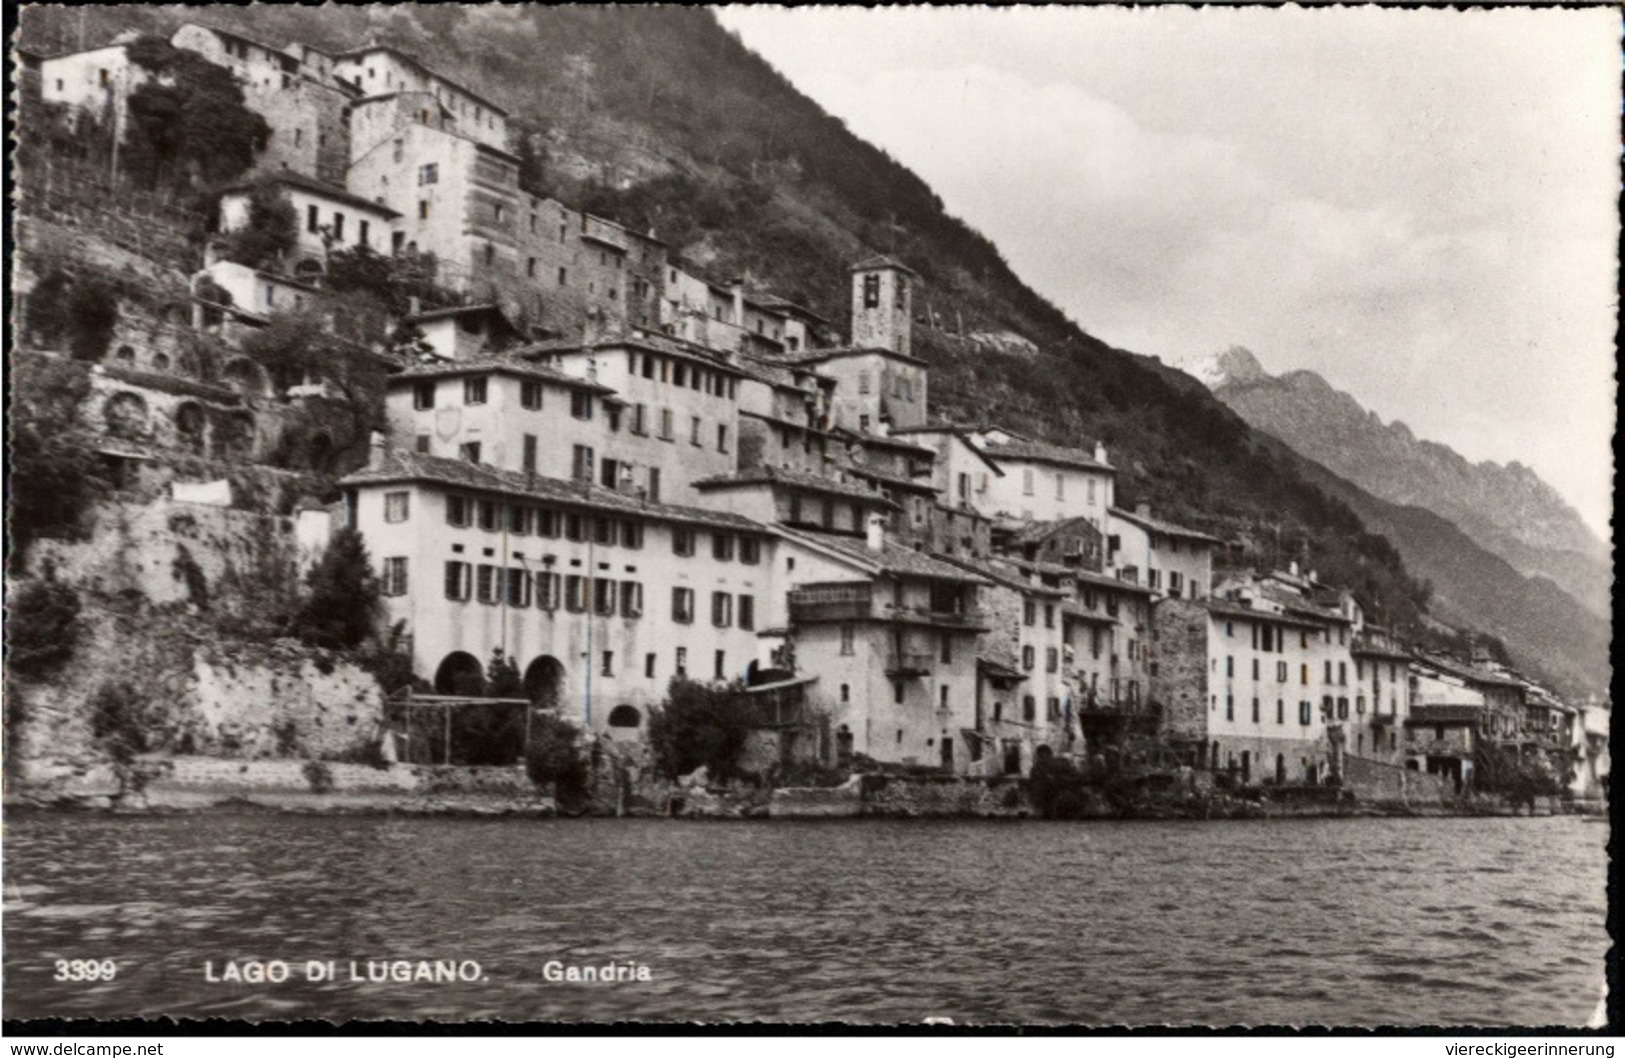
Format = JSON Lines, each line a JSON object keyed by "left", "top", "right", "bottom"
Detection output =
{"left": 10, "top": 24, "right": 1609, "bottom": 810}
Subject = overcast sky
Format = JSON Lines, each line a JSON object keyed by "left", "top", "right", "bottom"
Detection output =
{"left": 716, "top": 7, "right": 1618, "bottom": 539}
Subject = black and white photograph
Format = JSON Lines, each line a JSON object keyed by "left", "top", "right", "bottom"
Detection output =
{"left": 3, "top": 3, "right": 1615, "bottom": 1033}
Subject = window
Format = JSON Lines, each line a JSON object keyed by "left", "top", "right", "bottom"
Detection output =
{"left": 381, "top": 557, "right": 408, "bottom": 596}
{"left": 569, "top": 391, "right": 593, "bottom": 420}
{"left": 840, "top": 625, "right": 855, "bottom": 656}
{"left": 711, "top": 592, "right": 733, "bottom": 628}
{"left": 712, "top": 533, "right": 735, "bottom": 561}
{"left": 631, "top": 403, "right": 647, "bottom": 436}
{"left": 659, "top": 408, "right": 674, "bottom": 440}
{"left": 1022, "top": 468, "right": 1035, "bottom": 496}
{"left": 863, "top": 274, "right": 881, "bottom": 308}
{"left": 559, "top": 267, "right": 568, "bottom": 286}
{"left": 536, "top": 509, "right": 560, "bottom": 538}
{"left": 1252, "top": 658, "right": 1260, "bottom": 680}
{"left": 505, "top": 568, "right": 531, "bottom": 607}
{"left": 332, "top": 213, "right": 345, "bottom": 242}
{"left": 620, "top": 581, "right": 644, "bottom": 617}
{"left": 1301, "top": 664, "right": 1310, "bottom": 686}
{"left": 594, "top": 578, "right": 616, "bottom": 616}
{"left": 620, "top": 521, "right": 643, "bottom": 549}
{"left": 1252, "top": 698, "right": 1260, "bottom": 723}
{"left": 715, "top": 650, "right": 727, "bottom": 681}
{"left": 1225, "top": 695, "right": 1234, "bottom": 721}
{"left": 601, "top": 651, "right": 614, "bottom": 677}
{"left": 1339, "top": 662, "right": 1348, "bottom": 686}
{"left": 1226, "top": 656, "right": 1235, "bottom": 678}
{"left": 1046, "top": 648, "right": 1059, "bottom": 673}
{"left": 1055, "top": 473, "right": 1065, "bottom": 500}
{"left": 522, "top": 434, "right": 537, "bottom": 474}
{"left": 464, "top": 377, "right": 487, "bottom": 405}
{"left": 412, "top": 380, "right": 436, "bottom": 410}
{"left": 571, "top": 445, "right": 594, "bottom": 482}
{"left": 392, "top": 138, "right": 404, "bottom": 163}
{"left": 717, "top": 424, "right": 729, "bottom": 453}
{"left": 1277, "top": 661, "right": 1289, "bottom": 683}
{"left": 476, "top": 564, "right": 499, "bottom": 604}
{"left": 507, "top": 504, "right": 528, "bottom": 535}
{"left": 307, "top": 205, "right": 319, "bottom": 234}
{"left": 645, "top": 653, "right": 657, "bottom": 679}
{"left": 593, "top": 516, "right": 614, "bottom": 546}
{"left": 520, "top": 380, "right": 543, "bottom": 409}
{"left": 564, "top": 514, "right": 585, "bottom": 541}
{"left": 690, "top": 416, "right": 702, "bottom": 446}
{"left": 444, "top": 562, "right": 471, "bottom": 600}
{"left": 383, "top": 491, "right": 410, "bottom": 523}
{"left": 459, "top": 442, "right": 482, "bottom": 464}
{"left": 737, "top": 595, "right": 755, "bottom": 631}
{"left": 675, "top": 647, "right": 688, "bottom": 678}
{"left": 1023, "top": 600, "right": 1037, "bottom": 626}
{"left": 739, "top": 537, "right": 761, "bottom": 565}
{"left": 446, "top": 495, "right": 472, "bottom": 527}
{"left": 535, "top": 572, "right": 561, "bottom": 610}
{"left": 415, "top": 434, "right": 430, "bottom": 454}
{"left": 477, "top": 500, "right": 498, "bottom": 532}
{"left": 1299, "top": 701, "right": 1312, "bottom": 726}
{"left": 564, "top": 575, "right": 587, "bottom": 613}
{"left": 419, "top": 201, "right": 429, "bottom": 220}
{"left": 1047, "top": 697, "right": 1061, "bottom": 722}
{"left": 419, "top": 163, "right": 438, "bottom": 185}
{"left": 1022, "top": 645, "right": 1036, "bottom": 671}
{"left": 672, "top": 587, "right": 695, "bottom": 624}
{"left": 673, "top": 528, "right": 695, "bottom": 557}
{"left": 858, "top": 371, "right": 871, "bottom": 395}
{"left": 1044, "top": 604, "right": 1055, "bottom": 629}
{"left": 1022, "top": 695, "right": 1036, "bottom": 723}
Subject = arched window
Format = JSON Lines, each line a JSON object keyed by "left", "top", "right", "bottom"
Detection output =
{"left": 607, "top": 705, "right": 641, "bottom": 728}
{"left": 103, "top": 391, "right": 149, "bottom": 439}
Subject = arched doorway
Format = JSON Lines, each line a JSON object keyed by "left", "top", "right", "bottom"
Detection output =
{"left": 607, "top": 704, "right": 641, "bottom": 729}
{"left": 434, "top": 651, "right": 484, "bottom": 696}
{"left": 174, "top": 401, "right": 206, "bottom": 454}
{"left": 523, "top": 655, "right": 565, "bottom": 710}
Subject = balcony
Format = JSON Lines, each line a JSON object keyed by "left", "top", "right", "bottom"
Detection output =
{"left": 886, "top": 604, "right": 990, "bottom": 631}
{"left": 885, "top": 651, "right": 934, "bottom": 678}
{"left": 789, "top": 584, "right": 873, "bottom": 624}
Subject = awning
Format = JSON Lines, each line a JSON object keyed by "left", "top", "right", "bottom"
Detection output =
{"left": 977, "top": 658, "right": 1028, "bottom": 684}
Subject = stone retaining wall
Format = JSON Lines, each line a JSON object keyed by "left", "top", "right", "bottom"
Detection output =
{"left": 861, "top": 774, "right": 1030, "bottom": 818}
{"left": 1342, "top": 755, "right": 1454, "bottom": 805}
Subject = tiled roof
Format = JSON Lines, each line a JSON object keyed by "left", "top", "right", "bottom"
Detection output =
{"left": 1413, "top": 654, "right": 1527, "bottom": 691}
{"left": 1254, "top": 582, "right": 1351, "bottom": 624}
{"left": 1204, "top": 598, "right": 1327, "bottom": 630}
{"left": 936, "top": 554, "right": 1065, "bottom": 596}
{"left": 981, "top": 437, "right": 1114, "bottom": 474}
{"left": 220, "top": 170, "right": 401, "bottom": 217}
{"left": 846, "top": 464, "right": 938, "bottom": 494}
{"left": 780, "top": 528, "right": 992, "bottom": 586}
{"left": 339, "top": 450, "right": 768, "bottom": 532}
{"left": 693, "top": 466, "right": 900, "bottom": 508}
{"left": 520, "top": 332, "right": 752, "bottom": 376}
{"left": 1069, "top": 568, "right": 1153, "bottom": 596}
{"left": 779, "top": 345, "right": 929, "bottom": 368}
{"left": 829, "top": 426, "right": 937, "bottom": 458}
{"left": 1108, "top": 506, "right": 1224, "bottom": 545}
{"left": 849, "top": 254, "right": 919, "bottom": 277}
{"left": 389, "top": 358, "right": 614, "bottom": 393}
{"left": 331, "top": 43, "right": 509, "bottom": 115}
{"left": 1011, "top": 516, "right": 1103, "bottom": 546}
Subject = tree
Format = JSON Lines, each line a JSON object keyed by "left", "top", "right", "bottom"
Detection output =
{"left": 239, "top": 307, "right": 389, "bottom": 443}
{"left": 123, "top": 36, "right": 270, "bottom": 189}
{"left": 525, "top": 715, "right": 588, "bottom": 805}
{"left": 218, "top": 181, "right": 297, "bottom": 270}
{"left": 7, "top": 568, "right": 82, "bottom": 678}
{"left": 647, "top": 678, "right": 757, "bottom": 782}
{"left": 10, "top": 358, "right": 102, "bottom": 566}
{"left": 26, "top": 268, "right": 121, "bottom": 361}
{"left": 295, "top": 527, "right": 379, "bottom": 651}
{"left": 486, "top": 648, "right": 524, "bottom": 698}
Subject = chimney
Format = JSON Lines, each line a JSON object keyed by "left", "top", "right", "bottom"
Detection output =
{"left": 730, "top": 278, "right": 746, "bottom": 328}
{"left": 866, "top": 512, "right": 886, "bottom": 553}
{"left": 1289, "top": 560, "right": 1300, "bottom": 578}
{"left": 368, "top": 430, "right": 388, "bottom": 467}
{"left": 1094, "top": 442, "right": 1108, "bottom": 465}
{"left": 1136, "top": 502, "right": 1151, "bottom": 519}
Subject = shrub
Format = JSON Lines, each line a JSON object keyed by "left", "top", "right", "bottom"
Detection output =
{"left": 1027, "top": 756, "right": 1089, "bottom": 819}
{"left": 26, "top": 269, "right": 121, "bottom": 360}
{"left": 525, "top": 714, "right": 589, "bottom": 805}
{"left": 646, "top": 678, "right": 757, "bottom": 782}
{"left": 450, "top": 701, "right": 526, "bottom": 766}
{"left": 88, "top": 681, "right": 149, "bottom": 764}
{"left": 7, "top": 571, "right": 82, "bottom": 678}
{"left": 217, "top": 181, "right": 296, "bottom": 270}
{"left": 302, "top": 759, "right": 336, "bottom": 794}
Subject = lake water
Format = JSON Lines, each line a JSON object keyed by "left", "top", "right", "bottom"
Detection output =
{"left": 2, "top": 812, "right": 1608, "bottom": 1026}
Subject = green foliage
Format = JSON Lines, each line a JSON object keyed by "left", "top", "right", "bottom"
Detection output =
{"left": 1027, "top": 756, "right": 1090, "bottom": 820}
{"left": 647, "top": 678, "right": 756, "bottom": 782}
{"left": 218, "top": 181, "right": 297, "bottom": 269}
{"left": 296, "top": 527, "right": 380, "bottom": 651}
{"left": 449, "top": 702, "right": 526, "bottom": 766}
{"left": 302, "top": 758, "right": 336, "bottom": 794}
{"left": 123, "top": 35, "right": 270, "bottom": 188}
{"left": 240, "top": 307, "right": 389, "bottom": 451}
{"left": 1474, "top": 741, "right": 1564, "bottom": 809}
{"left": 26, "top": 268, "right": 122, "bottom": 361}
{"left": 355, "top": 620, "right": 421, "bottom": 696}
{"left": 10, "top": 358, "right": 102, "bottom": 565}
{"left": 7, "top": 570, "right": 83, "bottom": 678}
{"left": 524, "top": 714, "right": 589, "bottom": 804}
{"left": 486, "top": 648, "right": 524, "bottom": 698}
{"left": 89, "top": 681, "right": 150, "bottom": 764}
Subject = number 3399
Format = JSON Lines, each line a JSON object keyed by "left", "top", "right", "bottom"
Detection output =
{"left": 54, "top": 959, "right": 117, "bottom": 982}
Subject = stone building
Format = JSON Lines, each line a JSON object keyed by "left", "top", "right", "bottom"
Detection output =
{"left": 1105, "top": 503, "right": 1219, "bottom": 600}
